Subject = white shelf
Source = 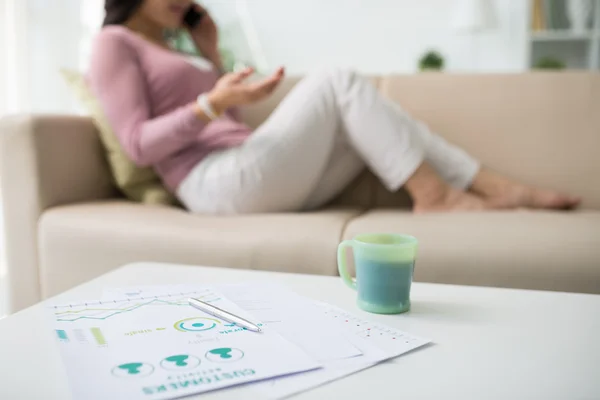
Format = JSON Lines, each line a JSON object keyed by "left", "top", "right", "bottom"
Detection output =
{"left": 531, "top": 30, "right": 594, "bottom": 41}
{"left": 527, "top": 0, "right": 600, "bottom": 70}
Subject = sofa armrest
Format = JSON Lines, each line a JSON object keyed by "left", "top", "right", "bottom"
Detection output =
{"left": 0, "top": 114, "right": 117, "bottom": 313}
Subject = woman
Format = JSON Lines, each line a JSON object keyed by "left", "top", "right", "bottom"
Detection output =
{"left": 90, "top": 0, "right": 580, "bottom": 214}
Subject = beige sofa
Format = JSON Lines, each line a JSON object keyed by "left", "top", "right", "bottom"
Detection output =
{"left": 1, "top": 72, "right": 599, "bottom": 314}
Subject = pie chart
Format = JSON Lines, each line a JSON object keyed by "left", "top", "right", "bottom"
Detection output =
{"left": 173, "top": 317, "right": 221, "bottom": 332}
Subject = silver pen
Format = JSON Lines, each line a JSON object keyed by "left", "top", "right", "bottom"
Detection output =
{"left": 188, "top": 297, "right": 262, "bottom": 333}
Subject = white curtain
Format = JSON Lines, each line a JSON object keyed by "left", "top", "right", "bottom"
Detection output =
{"left": 0, "top": 0, "right": 29, "bottom": 116}
{"left": 0, "top": 0, "right": 104, "bottom": 316}
{"left": 0, "top": 0, "right": 104, "bottom": 117}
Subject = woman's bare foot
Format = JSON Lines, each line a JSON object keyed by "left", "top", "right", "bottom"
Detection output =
{"left": 470, "top": 168, "right": 581, "bottom": 210}
{"left": 413, "top": 188, "right": 490, "bottom": 213}
{"left": 405, "top": 163, "right": 496, "bottom": 213}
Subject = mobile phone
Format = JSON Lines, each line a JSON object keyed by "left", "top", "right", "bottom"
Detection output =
{"left": 183, "top": 7, "right": 204, "bottom": 28}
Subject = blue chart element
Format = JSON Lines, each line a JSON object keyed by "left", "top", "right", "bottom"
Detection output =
{"left": 174, "top": 317, "right": 220, "bottom": 332}
{"left": 111, "top": 362, "right": 155, "bottom": 378}
{"left": 56, "top": 330, "right": 69, "bottom": 342}
{"left": 160, "top": 354, "right": 201, "bottom": 371}
{"left": 205, "top": 348, "right": 245, "bottom": 363}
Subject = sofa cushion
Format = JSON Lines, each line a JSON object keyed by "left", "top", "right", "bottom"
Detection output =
{"left": 343, "top": 210, "right": 600, "bottom": 294}
{"left": 38, "top": 202, "right": 360, "bottom": 298}
{"left": 60, "top": 69, "right": 179, "bottom": 206}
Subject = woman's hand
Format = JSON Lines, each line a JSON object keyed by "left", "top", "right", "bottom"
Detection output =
{"left": 208, "top": 67, "right": 286, "bottom": 114}
{"left": 187, "top": 4, "right": 222, "bottom": 69}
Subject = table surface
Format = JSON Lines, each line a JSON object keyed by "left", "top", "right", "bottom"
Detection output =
{"left": 1, "top": 262, "right": 599, "bottom": 400}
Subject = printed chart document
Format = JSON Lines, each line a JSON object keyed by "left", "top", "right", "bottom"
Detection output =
{"left": 47, "top": 287, "right": 320, "bottom": 400}
{"left": 103, "top": 283, "right": 432, "bottom": 399}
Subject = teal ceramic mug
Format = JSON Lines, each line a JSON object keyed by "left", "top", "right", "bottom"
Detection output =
{"left": 338, "top": 233, "right": 418, "bottom": 314}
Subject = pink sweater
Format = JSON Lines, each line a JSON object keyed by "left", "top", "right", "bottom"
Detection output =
{"left": 88, "top": 26, "right": 252, "bottom": 192}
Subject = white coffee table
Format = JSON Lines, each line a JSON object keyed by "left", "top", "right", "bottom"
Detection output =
{"left": 1, "top": 262, "right": 599, "bottom": 399}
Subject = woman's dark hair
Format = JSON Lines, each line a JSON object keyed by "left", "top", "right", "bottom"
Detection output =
{"left": 103, "top": 0, "right": 144, "bottom": 26}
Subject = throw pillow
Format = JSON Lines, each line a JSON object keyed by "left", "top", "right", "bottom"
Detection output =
{"left": 60, "top": 68, "right": 180, "bottom": 206}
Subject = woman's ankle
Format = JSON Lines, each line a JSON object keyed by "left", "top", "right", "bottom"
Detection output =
{"left": 469, "top": 168, "right": 510, "bottom": 198}
{"left": 404, "top": 162, "right": 452, "bottom": 206}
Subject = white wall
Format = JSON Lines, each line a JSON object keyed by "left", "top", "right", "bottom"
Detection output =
{"left": 230, "top": 0, "right": 529, "bottom": 75}
{"left": 2, "top": 0, "right": 530, "bottom": 115}
{"left": 25, "top": 0, "right": 92, "bottom": 113}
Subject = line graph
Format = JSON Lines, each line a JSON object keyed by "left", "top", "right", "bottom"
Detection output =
{"left": 51, "top": 292, "right": 220, "bottom": 322}
{"left": 55, "top": 298, "right": 191, "bottom": 314}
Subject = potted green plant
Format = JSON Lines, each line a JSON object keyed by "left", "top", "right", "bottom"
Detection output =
{"left": 419, "top": 50, "right": 445, "bottom": 71}
{"left": 534, "top": 57, "right": 566, "bottom": 70}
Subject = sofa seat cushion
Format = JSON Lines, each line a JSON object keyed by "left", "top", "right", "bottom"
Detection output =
{"left": 343, "top": 210, "right": 600, "bottom": 294}
{"left": 39, "top": 201, "right": 360, "bottom": 298}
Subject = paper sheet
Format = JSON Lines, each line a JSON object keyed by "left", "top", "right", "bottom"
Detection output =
{"left": 103, "top": 284, "right": 431, "bottom": 399}
{"left": 48, "top": 288, "right": 320, "bottom": 400}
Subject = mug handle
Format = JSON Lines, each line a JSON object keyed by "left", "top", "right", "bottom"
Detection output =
{"left": 337, "top": 240, "right": 357, "bottom": 290}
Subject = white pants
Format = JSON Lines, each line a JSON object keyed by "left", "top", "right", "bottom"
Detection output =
{"left": 177, "top": 69, "right": 480, "bottom": 214}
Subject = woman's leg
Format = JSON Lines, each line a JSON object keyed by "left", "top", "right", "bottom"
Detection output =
{"left": 300, "top": 132, "right": 365, "bottom": 210}
{"left": 301, "top": 69, "right": 487, "bottom": 211}
{"left": 395, "top": 114, "right": 480, "bottom": 190}
{"left": 387, "top": 104, "right": 580, "bottom": 209}
{"left": 178, "top": 68, "right": 489, "bottom": 214}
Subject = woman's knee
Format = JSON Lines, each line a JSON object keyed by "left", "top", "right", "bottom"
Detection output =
{"left": 306, "top": 67, "right": 368, "bottom": 96}
{"left": 302, "top": 67, "right": 356, "bottom": 86}
{"left": 322, "top": 66, "right": 358, "bottom": 81}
